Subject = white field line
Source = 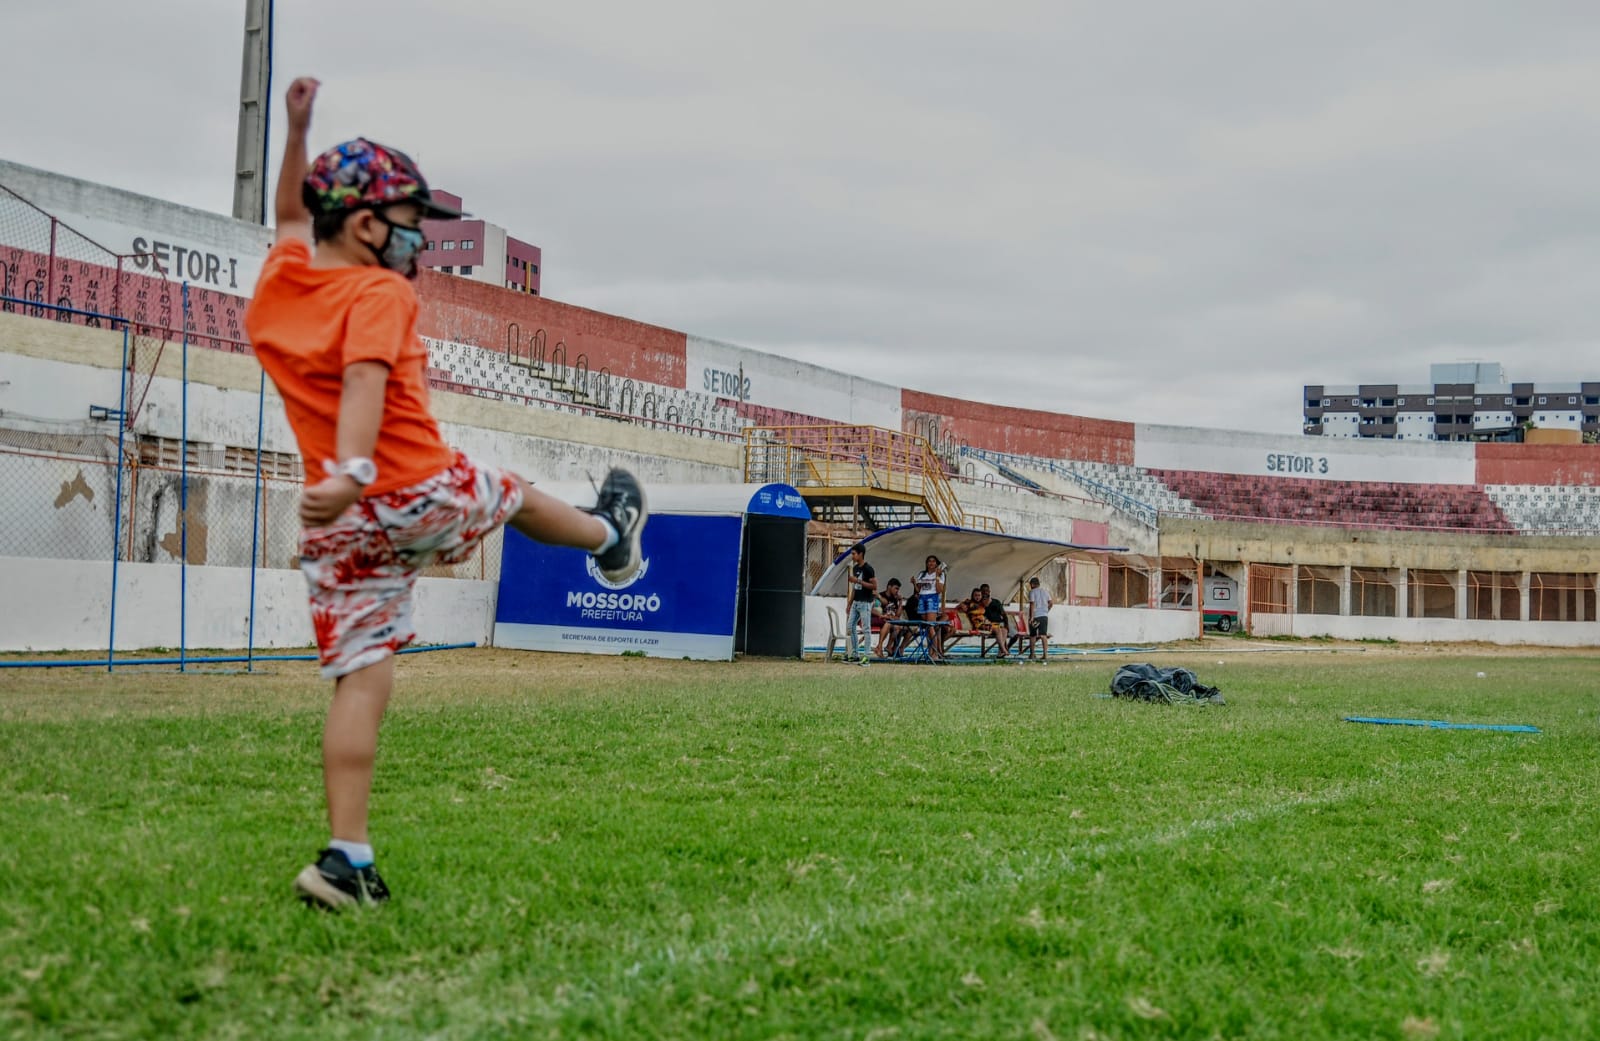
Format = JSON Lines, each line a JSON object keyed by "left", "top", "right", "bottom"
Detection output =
{"left": 1008, "top": 743, "right": 1506, "bottom": 883}
{"left": 598, "top": 746, "right": 1512, "bottom": 986}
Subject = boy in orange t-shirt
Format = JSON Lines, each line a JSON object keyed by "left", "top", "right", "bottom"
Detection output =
{"left": 245, "top": 78, "right": 648, "bottom": 911}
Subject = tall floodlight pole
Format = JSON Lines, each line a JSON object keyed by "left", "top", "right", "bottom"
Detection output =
{"left": 232, "top": 0, "right": 274, "bottom": 223}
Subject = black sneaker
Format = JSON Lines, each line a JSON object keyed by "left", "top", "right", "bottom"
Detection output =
{"left": 293, "top": 848, "right": 390, "bottom": 910}
{"left": 586, "top": 467, "right": 648, "bottom": 584}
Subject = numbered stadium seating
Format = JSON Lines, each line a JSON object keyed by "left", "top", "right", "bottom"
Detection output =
{"left": 1146, "top": 470, "right": 1515, "bottom": 532}
{"left": 1483, "top": 484, "right": 1600, "bottom": 533}
{"left": 422, "top": 337, "right": 747, "bottom": 438}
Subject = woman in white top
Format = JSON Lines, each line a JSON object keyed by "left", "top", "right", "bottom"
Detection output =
{"left": 912, "top": 555, "right": 947, "bottom": 659}
{"left": 912, "top": 556, "right": 945, "bottom": 616}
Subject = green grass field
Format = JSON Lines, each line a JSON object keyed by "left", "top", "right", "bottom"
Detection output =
{"left": 2, "top": 645, "right": 1596, "bottom": 1040}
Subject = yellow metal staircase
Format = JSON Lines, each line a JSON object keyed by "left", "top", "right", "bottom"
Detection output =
{"left": 743, "top": 424, "right": 1002, "bottom": 534}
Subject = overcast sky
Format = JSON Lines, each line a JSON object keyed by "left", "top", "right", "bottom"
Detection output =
{"left": 4, "top": 1, "right": 1598, "bottom": 433}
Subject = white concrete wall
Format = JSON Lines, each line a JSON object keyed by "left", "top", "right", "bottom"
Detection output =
{"left": 1134, "top": 422, "right": 1478, "bottom": 484}
{"left": 5, "top": 340, "right": 744, "bottom": 482}
{"left": 1250, "top": 611, "right": 1600, "bottom": 647}
{"left": 686, "top": 334, "right": 900, "bottom": 427}
{"left": 803, "top": 596, "right": 847, "bottom": 651}
{"left": 0, "top": 159, "right": 272, "bottom": 295}
{"left": 1532, "top": 410, "right": 1583, "bottom": 430}
{"left": 0, "top": 556, "right": 495, "bottom": 653}
{"left": 948, "top": 480, "right": 1084, "bottom": 543}
{"left": 1052, "top": 604, "right": 1199, "bottom": 646}
{"left": 1, "top": 352, "right": 128, "bottom": 424}
{"left": 0, "top": 348, "right": 739, "bottom": 572}
{"left": 0, "top": 352, "right": 300, "bottom": 451}
{"left": 469, "top": 223, "right": 509, "bottom": 288}
{"left": 441, "top": 418, "right": 736, "bottom": 486}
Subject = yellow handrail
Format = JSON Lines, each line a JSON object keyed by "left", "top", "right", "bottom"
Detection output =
{"left": 743, "top": 424, "right": 1001, "bottom": 531}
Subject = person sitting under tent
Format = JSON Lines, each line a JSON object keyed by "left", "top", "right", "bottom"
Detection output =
{"left": 945, "top": 586, "right": 1005, "bottom": 657}
{"left": 959, "top": 587, "right": 986, "bottom": 631}
{"left": 875, "top": 578, "right": 908, "bottom": 658}
{"left": 978, "top": 584, "right": 1014, "bottom": 658}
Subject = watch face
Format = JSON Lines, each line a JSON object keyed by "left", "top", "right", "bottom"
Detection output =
{"left": 344, "top": 459, "right": 377, "bottom": 485}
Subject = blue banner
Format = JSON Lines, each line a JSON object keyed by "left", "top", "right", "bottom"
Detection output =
{"left": 494, "top": 513, "right": 743, "bottom": 659}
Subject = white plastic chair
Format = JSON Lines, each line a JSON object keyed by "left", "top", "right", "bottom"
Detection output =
{"left": 825, "top": 606, "right": 843, "bottom": 662}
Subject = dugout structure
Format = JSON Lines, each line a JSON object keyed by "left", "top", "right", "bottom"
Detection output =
{"left": 494, "top": 483, "right": 811, "bottom": 660}
{"left": 811, "top": 523, "right": 1126, "bottom": 604}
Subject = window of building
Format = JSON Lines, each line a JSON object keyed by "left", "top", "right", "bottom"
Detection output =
{"left": 1426, "top": 397, "right": 1435, "bottom": 405}
{"left": 461, "top": 265, "right": 473, "bottom": 275}
{"left": 1473, "top": 397, "right": 1481, "bottom": 405}
{"left": 1569, "top": 396, "right": 1578, "bottom": 404}
{"left": 426, "top": 241, "right": 435, "bottom": 249}
{"left": 442, "top": 241, "right": 456, "bottom": 250}
{"left": 530, "top": 264, "right": 539, "bottom": 275}
{"left": 1538, "top": 396, "right": 1547, "bottom": 404}
{"left": 461, "top": 239, "right": 475, "bottom": 250}
{"left": 441, "top": 266, "right": 453, "bottom": 274}
{"left": 1505, "top": 397, "right": 1513, "bottom": 405}
{"left": 1380, "top": 398, "right": 1394, "bottom": 407}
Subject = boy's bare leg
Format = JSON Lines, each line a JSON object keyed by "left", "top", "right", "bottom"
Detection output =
{"left": 508, "top": 477, "right": 610, "bottom": 549}
{"left": 324, "top": 655, "right": 395, "bottom": 842}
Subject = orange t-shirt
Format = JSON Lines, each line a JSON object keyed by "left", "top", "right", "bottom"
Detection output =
{"left": 244, "top": 239, "right": 455, "bottom": 496}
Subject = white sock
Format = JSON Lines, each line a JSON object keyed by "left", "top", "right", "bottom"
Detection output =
{"left": 593, "top": 516, "right": 620, "bottom": 553}
{"left": 329, "top": 839, "right": 374, "bottom": 868}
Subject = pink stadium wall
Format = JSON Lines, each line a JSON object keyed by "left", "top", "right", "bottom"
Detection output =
{"left": 1476, "top": 444, "right": 1600, "bottom": 486}
{"left": 900, "top": 389, "right": 1135, "bottom": 464}
{"left": 414, "top": 270, "right": 686, "bottom": 389}
{"left": 1, "top": 242, "right": 251, "bottom": 353}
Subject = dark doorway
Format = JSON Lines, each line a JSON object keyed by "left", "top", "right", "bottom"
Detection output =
{"left": 737, "top": 516, "right": 808, "bottom": 657}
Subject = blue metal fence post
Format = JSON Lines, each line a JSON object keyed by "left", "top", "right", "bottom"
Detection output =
{"left": 180, "top": 283, "right": 189, "bottom": 672}
{"left": 108, "top": 325, "right": 130, "bottom": 673}
{"left": 247, "top": 367, "right": 266, "bottom": 671}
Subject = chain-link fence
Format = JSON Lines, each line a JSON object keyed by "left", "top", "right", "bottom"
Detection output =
{"left": 0, "top": 178, "right": 507, "bottom": 664}
{"left": 1, "top": 182, "right": 141, "bottom": 334}
{"left": 0, "top": 426, "right": 126, "bottom": 561}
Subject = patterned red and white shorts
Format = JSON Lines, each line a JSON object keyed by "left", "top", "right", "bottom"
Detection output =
{"left": 299, "top": 453, "right": 524, "bottom": 678}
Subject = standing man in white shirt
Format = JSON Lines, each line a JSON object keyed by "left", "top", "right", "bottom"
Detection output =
{"left": 1026, "top": 576, "right": 1053, "bottom": 662}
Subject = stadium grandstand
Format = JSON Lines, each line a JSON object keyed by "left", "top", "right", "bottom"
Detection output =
{"left": 2, "top": 157, "right": 1597, "bottom": 654}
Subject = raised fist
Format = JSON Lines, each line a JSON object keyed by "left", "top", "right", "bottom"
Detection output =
{"left": 285, "top": 77, "right": 320, "bottom": 129}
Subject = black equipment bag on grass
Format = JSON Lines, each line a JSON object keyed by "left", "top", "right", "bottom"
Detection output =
{"left": 1110, "top": 663, "right": 1225, "bottom": 705}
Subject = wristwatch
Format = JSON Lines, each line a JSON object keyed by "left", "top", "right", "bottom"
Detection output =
{"left": 336, "top": 457, "right": 378, "bottom": 487}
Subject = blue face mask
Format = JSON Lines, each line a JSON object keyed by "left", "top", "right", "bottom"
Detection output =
{"left": 373, "top": 215, "right": 426, "bottom": 278}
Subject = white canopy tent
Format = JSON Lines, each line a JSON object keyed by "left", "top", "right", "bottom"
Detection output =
{"left": 812, "top": 523, "right": 1127, "bottom": 602}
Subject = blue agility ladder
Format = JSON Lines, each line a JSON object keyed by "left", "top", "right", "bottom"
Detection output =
{"left": 1344, "top": 716, "right": 1540, "bottom": 733}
